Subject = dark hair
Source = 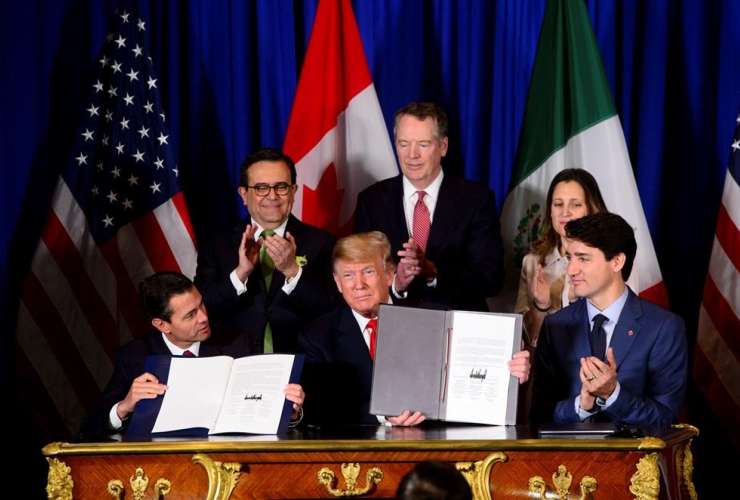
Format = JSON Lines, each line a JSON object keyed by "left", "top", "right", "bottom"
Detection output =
{"left": 239, "top": 148, "right": 297, "bottom": 188}
{"left": 394, "top": 102, "right": 449, "bottom": 142}
{"left": 565, "top": 212, "right": 637, "bottom": 281}
{"left": 396, "top": 461, "right": 472, "bottom": 500}
{"left": 138, "top": 271, "right": 195, "bottom": 322}
{"left": 532, "top": 168, "right": 608, "bottom": 263}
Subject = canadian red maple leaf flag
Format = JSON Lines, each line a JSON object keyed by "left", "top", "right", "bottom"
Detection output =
{"left": 283, "top": 0, "right": 397, "bottom": 235}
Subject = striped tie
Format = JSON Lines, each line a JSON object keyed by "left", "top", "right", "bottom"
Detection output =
{"left": 412, "top": 191, "right": 431, "bottom": 252}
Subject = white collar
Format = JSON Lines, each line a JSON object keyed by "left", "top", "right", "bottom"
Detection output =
{"left": 251, "top": 217, "right": 288, "bottom": 240}
{"left": 161, "top": 332, "right": 200, "bottom": 356}
{"left": 402, "top": 169, "right": 444, "bottom": 201}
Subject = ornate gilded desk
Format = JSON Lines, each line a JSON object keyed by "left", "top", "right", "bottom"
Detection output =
{"left": 44, "top": 424, "right": 698, "bottom": 499}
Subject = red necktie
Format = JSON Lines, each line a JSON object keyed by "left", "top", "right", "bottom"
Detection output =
{"left": 413, "top": 191, "right": 431, "bottom": 252}
{"left": 183, "top": 350, "right": 196, "bottom": 357}
{"left": 367, "top": 318, "right": 378, "bottom": 360}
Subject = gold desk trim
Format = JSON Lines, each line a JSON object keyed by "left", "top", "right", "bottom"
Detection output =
{"left": 42, "top": 436, "right": 672, "bottom": 457}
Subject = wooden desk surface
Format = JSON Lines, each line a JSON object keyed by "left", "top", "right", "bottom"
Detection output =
{"left": 43, "top": 424, "right": 699, "bottom": 499}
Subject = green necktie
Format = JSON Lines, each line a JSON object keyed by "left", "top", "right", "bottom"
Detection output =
{"left": 260, "top": 229, "right": 276, "bottom": 353}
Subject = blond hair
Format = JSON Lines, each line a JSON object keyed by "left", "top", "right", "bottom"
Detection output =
{"left": 332, "top": 231, "right": 394, "bottom": 272}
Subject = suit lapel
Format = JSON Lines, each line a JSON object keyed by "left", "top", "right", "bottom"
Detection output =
{"left": 337, "top": 306, "right": 374, "bottom": 377}
{"left": 146, "top": 332, "right": 173, "bottom": 356}
{"left": 384, "top": 177, "right": 410, "bottom": 249}
{"left": 426, "top": 177, "right": 459, "bottom": 258}
{"left": 609, "top": 289, "right": 643, "bottom": 368}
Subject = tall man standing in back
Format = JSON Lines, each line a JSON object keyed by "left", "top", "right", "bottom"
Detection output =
{"left": 354, "top": 102, "right": 504, "bottom": 311}
{"left": 195, "top": 148, "right": 337, "bottom": 353}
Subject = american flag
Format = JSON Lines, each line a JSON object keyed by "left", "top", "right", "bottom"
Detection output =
{"left": 693, "top": 104, "right": 740, "bottom": 449}
{"left": 15, "top": 6, "right": 197, "bottom": 437}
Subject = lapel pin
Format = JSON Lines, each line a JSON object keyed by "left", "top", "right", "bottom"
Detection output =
{"left": 628, "top": 330, "right": 634, "bottom": 336}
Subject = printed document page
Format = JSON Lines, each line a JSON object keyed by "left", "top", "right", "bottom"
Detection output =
{"left": 152, "top": 356, "right": 233, "bottom": 433}
{"left": 444, "top": 312, "right": 517, "bottom": 425}
{"left": 211, "top": 354, "right": 295, "bottom": 434}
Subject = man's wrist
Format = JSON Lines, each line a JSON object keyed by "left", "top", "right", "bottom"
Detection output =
{"left": 283, "top": 262, "right": 300, "bottom": 280}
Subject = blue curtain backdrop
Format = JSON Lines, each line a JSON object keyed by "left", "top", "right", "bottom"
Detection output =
{"left": 2, "top": 0, "right": 740, "bottom": 493}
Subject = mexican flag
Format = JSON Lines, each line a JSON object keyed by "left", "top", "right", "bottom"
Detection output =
{"left": 500, "top": 0, "right": 668, "bottom": 308}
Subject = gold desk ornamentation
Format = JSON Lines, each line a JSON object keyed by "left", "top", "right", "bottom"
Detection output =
{"left": 130, "top": 467, "right": 150, "bottom": 499}
{"left": 106, "top": 468, "right": 170, "bottom": 500}
{"left": 317, "top": 463, "right": 383, "bottom": 497}
{"left": 107, "top": 479, "right": 124, "bottom": 498}
{"left": 46, "top": 458, "right": 74, "bottom": 500}
{"left": 527, "top": 465, "right": 597, "bottom": 500}
{"left": 553, "top": 464, "right": 573, "bottom": 498}
{"left": 629, "top": 453, "right": 660, "bottom": 500}
{"left": 456, "top": 452, "right": 508, "bottom": 500}
{"left": 192, "top": 453, "right": 242, "bottom": 500}
{"left": 676, "top": 441, "right": 697, "bottom": 500}
{"left": 637, "top": 437, "right": 665, "bottom": 450}
{"left": 673, "top": 423, "right": 700, "bottom": 436}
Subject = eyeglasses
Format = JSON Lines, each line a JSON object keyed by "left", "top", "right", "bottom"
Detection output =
{"left": 246, "top": 183, "right": 294, "bottom": 196}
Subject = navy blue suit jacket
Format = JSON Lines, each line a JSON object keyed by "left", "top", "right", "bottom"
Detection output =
{"left": 79, "top": 329, "right": 254, "bottom": 438}
{"left": 194, "top": 215, "right": 338, "bottom": 353}
{"left": 298, "top": 304, "right": 379, "bottom": 427}
{"left": 354, "top": 174, "right": 504, "bottom": 312}
{"left": 531, "top": 289, "right": 688, "bottom": 426}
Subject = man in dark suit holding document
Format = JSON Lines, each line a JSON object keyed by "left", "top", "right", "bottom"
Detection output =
{"left": 299, "top": 232, "right": 530, "bottom": 427}
{"left": 79, "top": 271, "right": 304, "bottom": 437}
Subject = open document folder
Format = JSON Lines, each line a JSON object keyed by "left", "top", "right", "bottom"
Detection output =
{"left": 127, "top": 354, "right": 303, "bottom": 436}
{"left": 370, "top": 305, "right": 522, "bottom": 425}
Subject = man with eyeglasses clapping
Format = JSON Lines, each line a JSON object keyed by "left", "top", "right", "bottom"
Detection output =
{"left": 195, "top": 148, "right": 338, "bottom": 354}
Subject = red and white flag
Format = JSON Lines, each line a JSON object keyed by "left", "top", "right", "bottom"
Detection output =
{"left": 693, "top": 105, "right": 740, "bottom": 449}
{"left": 15, "top": 5, "right": 197, "bottom": 437}
{"left": 283, "top": 0, "right": 397, "bottom": 235}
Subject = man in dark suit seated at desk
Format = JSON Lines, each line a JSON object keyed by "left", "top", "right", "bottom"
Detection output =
{"left": 195, "top": 148, "right": 337, "bottom": 354}
{"left": 299, "top": 232, "right": 530, "bottom": 427}
{"left": 531, "top": 213, "right": 688, "bottom": 426}
{"left": 354, "top": 102, "right": 504, "bottom": 312}
{"left": 79, "top": 271, "right": 304, "bottom": 437}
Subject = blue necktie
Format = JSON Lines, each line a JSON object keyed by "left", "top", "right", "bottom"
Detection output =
{"left": 590, "top": 314, "right": 608, "bottom": 361}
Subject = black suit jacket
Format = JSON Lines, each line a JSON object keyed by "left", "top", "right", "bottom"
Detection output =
{"left": 78, "top": 329, "right": 254, "bottom": 438}
{"left": 298, "top": 304, "right": 379, "bottom": 426}
{"left": 194, "top": 215, "right": 338, "bottom": 353}
{"left": 354, "top": 174, "right": 504, "bottom": 311}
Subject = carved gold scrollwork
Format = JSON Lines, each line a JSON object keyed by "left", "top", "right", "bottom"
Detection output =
{"left": 317, "top": 463, "right": 383, "bottom": 497}
{"left": 579, "top": 476, "right": 598, "bottom": 500}
{"left": 673, "top": 423, "right": 700, "bottom": 437}
{"left": 130, "top": 467, "right": 150, "bottom": 499}
{"left": 107, "top": 479, "right": 124, "bottom": 499}
{"left": 528, "top": 476, "right": 547, "bottom": 499}
{"left": 456, "top": 452, "right": 508, "bottom": 500}
{"left": 629, "top": 453, "right": 660, "bottom": 500}
{"left": 154, "top": 478, "right": 172, "bottom": 498}
{"left": 192, "top": 453, "right": 242, "bottom": 500}
{"left": 678, "top": 441, "right": 698, "bottom": 500}
{"left": 46, "top": 458, "right": 74, "bottom": 500}
{"left": 106, "top": 468, "right": 171, "bottom": 500}
{"left": 552, "top": 464, "right": 573, "bottom": 498}
{"left": 527, "top": 465, "right": 597, "bottom": 500}
{"left": 637, "top": 437, "right": 665, "bottom": 450}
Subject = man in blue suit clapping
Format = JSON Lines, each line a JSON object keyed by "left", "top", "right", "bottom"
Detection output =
{"left": 531, "top": 213, "right": 687, "bottom": 426}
